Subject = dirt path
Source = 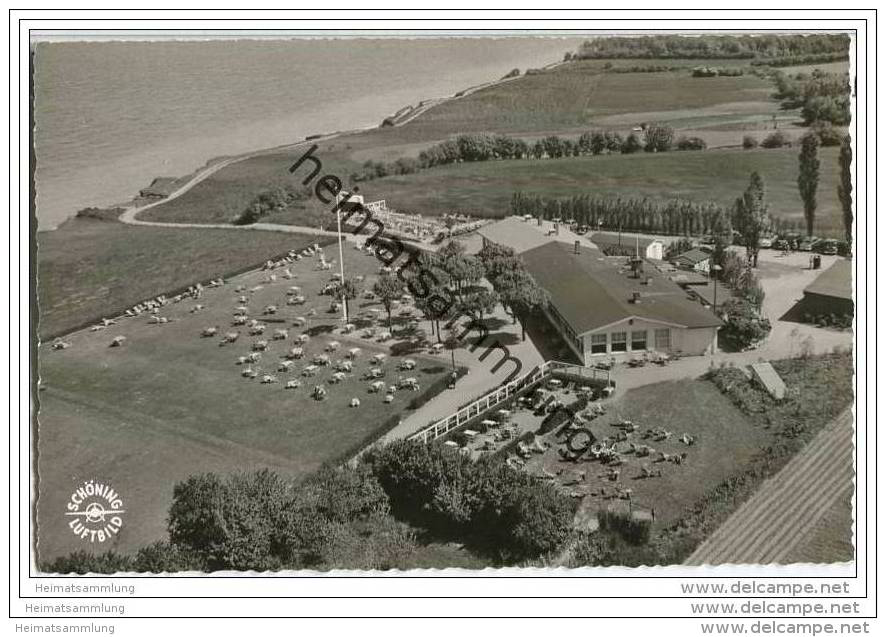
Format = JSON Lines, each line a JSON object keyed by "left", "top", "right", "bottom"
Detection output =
{"left": 684, "top": 409, "right": 853, "bottom": 565}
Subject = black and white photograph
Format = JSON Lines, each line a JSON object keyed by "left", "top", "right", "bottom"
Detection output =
{"left": 9, "top": 8, "right": 880, "bottom": 634}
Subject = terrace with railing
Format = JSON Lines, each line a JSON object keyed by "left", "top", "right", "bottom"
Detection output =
{"left": 407, "top": 360, "right": 613, "bottom": 444}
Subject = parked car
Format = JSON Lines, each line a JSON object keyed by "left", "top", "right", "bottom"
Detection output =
{"left": 759, "top": 235, "right": 774, "bottom": 249}
{"left": 773, "top": 239, "right": 790, "bottom": 251}
{"left": 817, "top": 239, "right": 839, "bottom": 255}
{"left": 799, "top": 237, "right": 817, "bottom": 251}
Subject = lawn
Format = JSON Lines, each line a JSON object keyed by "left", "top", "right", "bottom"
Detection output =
{"left": 524, "top": 378, "right": 772, "bottom": 526}
{"left": 36, "top": 247, "right": 453, "bottom": 561}
{"left": 361, "top": 147, "right": 844, "bottom": 235}
{"left": 36, "top": 217, "right": 334, "bottom": 339}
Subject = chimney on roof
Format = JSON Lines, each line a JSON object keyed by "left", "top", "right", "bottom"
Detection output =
{"left": 574, "top": 240, "right": 580, "bottom": 254}
{"left": 631, "top": 291, "right": 642, "bottom": 304}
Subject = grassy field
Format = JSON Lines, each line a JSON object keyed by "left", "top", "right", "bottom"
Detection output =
{"left": 37, "top": 217, "right": 333, "bottom": 339}
{"left": 390, "top": 61, "right": 780, "bottom": 138}
{"left": 527, "top": 378, "right": 772, "bottom": 526}
{"left": 362, "top": 147, "right": 844, "bottom": 235}
{"left": 37, "top": 248, "right": 453, "bottom": 561}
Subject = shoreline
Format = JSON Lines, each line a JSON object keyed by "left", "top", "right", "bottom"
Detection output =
{"left": 41, "top": 61, "right": 555, "bottom": 232}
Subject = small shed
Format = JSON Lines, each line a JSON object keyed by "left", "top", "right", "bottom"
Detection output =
{"left": 672, "top": 248, "right": 712, "bottom": 273}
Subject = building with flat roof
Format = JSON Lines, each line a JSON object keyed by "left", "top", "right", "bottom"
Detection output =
{"left": 478, "top": 215, "right": 593, "bottom": 254}
{"left": 521, "top": 241, "right": 722, "bottom": 364}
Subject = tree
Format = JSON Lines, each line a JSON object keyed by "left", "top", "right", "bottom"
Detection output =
{"left": 643, "top": 124, "right": 675, "bottom": 152}
{"left": 742, "top": 135, "right": 759, "bottom": 149}
{"left": 437, "top": 241, "right": 483, "bottom": 300}
{"left": 838, "top": 135, "right": 853, "bottom": 252}
{"left": 167, "top": 470, "right": 292, "bottom": 571}
{"left": 720, "top": 298, "right": 771, "bottom": 351}
{"left": 590, "top": 131, "right": 606, "bottom": 155}
{"left": 494, "top": 268, "right": 549, "bottom": 341}
{"left": 373, "top": 275, "right": 404, "bottom": 327}
{"left": 477, "top": 241, "right": 522, "bottom": 286}
{"left": 621, "top": 132, "right": 642, "bottom": 154}
{"left": 666, "top": 237, "right": 694, "bottom": 259}
{"left": 409, "top": 255, "right": 452, "bottom": 342}
{"left": 798, "top": 133, "right": 821, "bottom": 237}
{"left": 732, "top": 172, "right": 770, "bottom": 268}
{"left": 457, "top": 289, "right": 499, "bottom": 327}
{"left": 335, "top": 279, "right": 362, "bottom": 320}
{"left": 801, "top": 95, "right": 850, "bottom": 126}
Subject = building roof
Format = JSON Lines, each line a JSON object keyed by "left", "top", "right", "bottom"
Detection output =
{"left": 521, "top": 241, "right": 723, "bottom": 335}
{"left": 673, "top": 248, "right": 711, "bottom": 267}
{"left": 804, "top": 259, "right": 852, "bottom": 301}
{"left": 139, "top": 177, "right": 179, "bottom": 198}
{"left": 669, "top": 270, "right": 710, "bottom": 286}
{"left": 478, "top": 216, "right": 577, "bottom": 254}
{"left": 590, "top": 232, "right": 661, "bottom": 250}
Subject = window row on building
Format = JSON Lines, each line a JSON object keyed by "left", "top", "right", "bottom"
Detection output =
{"left": 586, "top": 328, "right": 670, "bottom": 355}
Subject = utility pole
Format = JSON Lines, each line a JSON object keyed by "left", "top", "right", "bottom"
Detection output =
{"left": 336, "top": 203, "right": 347, "bottom": 323}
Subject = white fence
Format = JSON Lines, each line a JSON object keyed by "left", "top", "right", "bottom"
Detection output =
{"left": 407, "top": 360, "right": 611, "bottom": 444}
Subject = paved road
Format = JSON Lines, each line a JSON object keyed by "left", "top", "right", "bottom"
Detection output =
{"left": 685, "top": 409, "right": 854, "bottom": 565}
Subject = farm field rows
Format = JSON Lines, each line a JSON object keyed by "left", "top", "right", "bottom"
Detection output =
{"left": 685, "top": 410, "right": 853, "bottom": 565}
{"left": 37, "top": 246, "right": 452, "bottom": 561}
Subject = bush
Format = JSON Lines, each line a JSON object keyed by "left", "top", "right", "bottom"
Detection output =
{"left": 742, "top": 135, "right": 759, "bottom": 149}
{"left": 233, "top": 186, "right": 307, "bottom": 225}
{"left": 366, "top": 440, "right": 575, "bottom": 559}
{"left": 719, "top": 298, "right": 771, "bottom": 351}
{"left": 503, "top": 485, "right": 575, "bottom": 557}
{"left": 598, "top": 509, "right": 652, "bottom": 545}
{"left": 132, "top": 541, "right": 207, "bottom": 573}
{"left": 167, "top": 470, "right": 292, "bottom": 571}
{"left": 761, "top": 131, "right": 791, "bottom": 148}
{"left": 315, "top": 515, "right": 419, "bottom": 571}
{"left": 643, "top": 124, "right": 675, "bottom": 152}
{"left": 676, "top": 136, "right": 707, "bottom": 151}
{"left": 41, "top": 550, "right": 134, "bottom": 575}
{"left": 666, "top": 236, "right": 695, "bottom": 259}
{"left": 809, "top": 123, "right": 843, "bottom": 147}
{"left": 621, "top": 132, "right": 642, "bottom": 154}
{"left": 802, "top": 95, "right": 851, "bottom": 126}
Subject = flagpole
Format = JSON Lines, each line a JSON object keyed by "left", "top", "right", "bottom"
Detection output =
{"left": 337, "top": 206, "right": 347, "bottom": 324}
